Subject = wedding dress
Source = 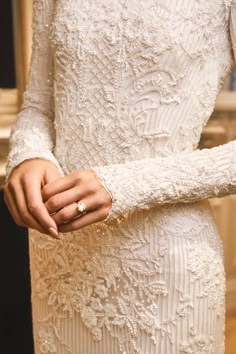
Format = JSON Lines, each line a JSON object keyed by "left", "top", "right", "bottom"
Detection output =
{"left": 6, "top": 0, "right": 236, "bottom": 353}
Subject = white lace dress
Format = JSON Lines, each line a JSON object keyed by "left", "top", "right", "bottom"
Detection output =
{"left": 6, "top": 1, "right": 236, "bottom": 353}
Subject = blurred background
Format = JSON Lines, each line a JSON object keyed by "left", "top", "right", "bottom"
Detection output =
{"left": 0, "top": 1, "right": 236, "bottom": 353}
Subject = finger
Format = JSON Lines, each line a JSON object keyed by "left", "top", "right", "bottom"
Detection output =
{"left": 4, "top": 189, "right": 28, "bottom": 228}
{"left": 45, "top": 182, "right": 109, "bottom": 215}
{"left": 44, "top": 186, "right": 83, "bottom": 214}
{"left": 58, "top": 207, "right": 109, "bottom": 233}
{"left": 7, "top": 181, "right": 50, "bottom": 234}
{"left": 42, "top": 173, "right": 77, "bottom": 202}
{"left": 22, "top": 177, "right": 59, "bottom": 237}
{"left": 52, "top": 197, "right": 98, "bottom": 226}
{"left": 15, "top": 181, "right": 52, "bottom": 234}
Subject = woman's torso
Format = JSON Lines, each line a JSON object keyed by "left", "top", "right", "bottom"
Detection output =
{"left": 46, "top": 0, "right": 234, "bottom": 173}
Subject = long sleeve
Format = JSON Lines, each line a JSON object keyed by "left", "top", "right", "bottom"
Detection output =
{"left": 5, "top": 0, "right": 63, "bottom": 181}
{"left": 92, "top": 2, "right": 236, "bottom": 221}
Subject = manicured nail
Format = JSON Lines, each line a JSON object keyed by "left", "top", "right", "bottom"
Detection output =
{"left": 49, "top": 227, "right": 59, "bottom": 239}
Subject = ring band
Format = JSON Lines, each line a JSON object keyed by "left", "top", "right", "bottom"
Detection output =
{"left": 77, "top": 201, "right": 87, "bottom": 215}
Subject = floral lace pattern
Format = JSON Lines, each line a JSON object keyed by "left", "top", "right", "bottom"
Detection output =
{"left": 30, "top": 202, "right": 225, "bottom": 353}
{"left": 6, "top": 0, "right": 236, "bottom": 353}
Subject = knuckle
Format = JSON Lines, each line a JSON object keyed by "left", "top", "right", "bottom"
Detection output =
{"left": 28, "top": 201, "right": 41, "bottom": 213}
{"left": 8, "top": 179, "right": 16, "bottom": 192}
{"left": 94, "top": 194, "right": 105, "bottom": 208}
{"left": 42, "top": 186, "right": 50, "bottom": 199}
{"left": 86, "top": 181, "right": 97, "bottom": 194}
{"left": 88, "top": 169, "right": 96, "bottom": 177}
{"left": 20, "top": 210, "right": 30, "bottom": 223}
{"left": 95, "top": 189, "right": 111, "bottom": 207}
{"left": 58, "top": 209, "right": 69, "bottom": 222}
{"left": 73, "top": 172, "right": 82, "bottom": 184}
{"left": 101, "top": 188, "right": 112, "bottom": 204}
{"left": 21, "top": 171, "right": 31, "bottom": 181}
{"left": 48, "top": 196, "right": 60, "bottom": 210}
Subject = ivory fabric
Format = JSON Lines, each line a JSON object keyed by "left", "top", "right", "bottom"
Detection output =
{"left": 6, "top": 1, "right": 236, "bottom": 353}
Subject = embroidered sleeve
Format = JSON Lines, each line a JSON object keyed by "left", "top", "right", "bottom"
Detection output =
{"left": 92, "top": 139, "right": 236, "bottom": 221}
{"left": 5, "top": 0, "right": 64, "bottom": 181}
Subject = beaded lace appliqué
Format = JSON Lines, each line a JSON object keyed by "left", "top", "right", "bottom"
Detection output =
{"left": 6, "top": 0, "right": 236, "bottom": 353}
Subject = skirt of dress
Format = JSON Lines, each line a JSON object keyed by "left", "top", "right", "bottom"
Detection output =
{"left": 28, "top": 199, "right": 225, "bottom": 354}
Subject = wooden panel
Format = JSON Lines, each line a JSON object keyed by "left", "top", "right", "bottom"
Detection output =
{"left": 210, "top": 196, "right": 236, "bottom": 316}
{"left": 215, "top": 92, "right": 236, "bottom": 111}
{"left": 12, "top": 0, "right": 32, "bottom": 106}
{"left": 225, "top": 314, "right": 236, "bottom": 354}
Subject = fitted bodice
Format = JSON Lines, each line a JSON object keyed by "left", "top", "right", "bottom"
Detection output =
{"left": 48, "top": 0, "right": 234, "bottom": 173}
{"left": 5, "top": 1, "right": 236, "bottom": 353}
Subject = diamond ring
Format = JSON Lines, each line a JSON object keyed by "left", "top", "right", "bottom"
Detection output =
{"left": 77, "top": 201, "right": 87, "bottom": 215}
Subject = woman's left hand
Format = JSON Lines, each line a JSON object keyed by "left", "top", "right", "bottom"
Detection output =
{"left": 41, "top": 169, "right": 112, "bottom": 233}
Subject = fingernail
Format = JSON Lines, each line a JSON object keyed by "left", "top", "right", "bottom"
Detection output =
{"left": 49, "top": 227, "right": 59, "bottom": 239}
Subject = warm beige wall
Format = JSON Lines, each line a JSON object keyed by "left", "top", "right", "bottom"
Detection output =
{"left": 12, "top": 0, "right": 32, "bottom": 104}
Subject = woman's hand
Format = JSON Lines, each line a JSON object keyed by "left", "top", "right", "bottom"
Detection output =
{"left": 3, "top": 159, "right": 61, "bottom": 239}
{"left": 41, "top": 169, "right": 112, "bottom": 233}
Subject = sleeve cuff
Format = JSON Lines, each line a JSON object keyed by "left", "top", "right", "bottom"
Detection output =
{"left": 5, "top": 149, "right": 65, "bottom": 182}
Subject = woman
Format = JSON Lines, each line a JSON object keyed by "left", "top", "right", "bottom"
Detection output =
{"left": 4, "top": 1, "right": 236, "bottom": 353}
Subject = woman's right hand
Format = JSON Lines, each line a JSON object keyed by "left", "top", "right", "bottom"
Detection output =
{"left": 3, "top": 158, "right": 61, "bottom": 239}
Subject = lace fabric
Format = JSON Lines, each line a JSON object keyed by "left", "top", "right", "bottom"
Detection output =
{"left": 6, "top": 0, "right": 236, "bottom": 353}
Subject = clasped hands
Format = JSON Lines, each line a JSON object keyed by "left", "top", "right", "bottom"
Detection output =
{"left": 4, "top": 159, "right": 112, "bottom": 239}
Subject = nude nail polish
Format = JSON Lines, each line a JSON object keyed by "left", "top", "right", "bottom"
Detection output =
{"left": 49, "top": 227, "right": 59, "bottom": 239}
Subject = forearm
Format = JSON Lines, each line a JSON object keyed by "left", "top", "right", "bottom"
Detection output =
{"left": 6, "top": 0, "right": 63, "bottom": 180}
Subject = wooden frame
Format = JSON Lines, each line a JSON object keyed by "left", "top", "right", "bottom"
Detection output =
{"left": 11, "top": 0, "right": 32, "bottom": 106}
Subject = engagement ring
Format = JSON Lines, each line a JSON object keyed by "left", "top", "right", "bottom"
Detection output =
{"left": 77, "top": 201, "right": 87, "bottom": 215}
